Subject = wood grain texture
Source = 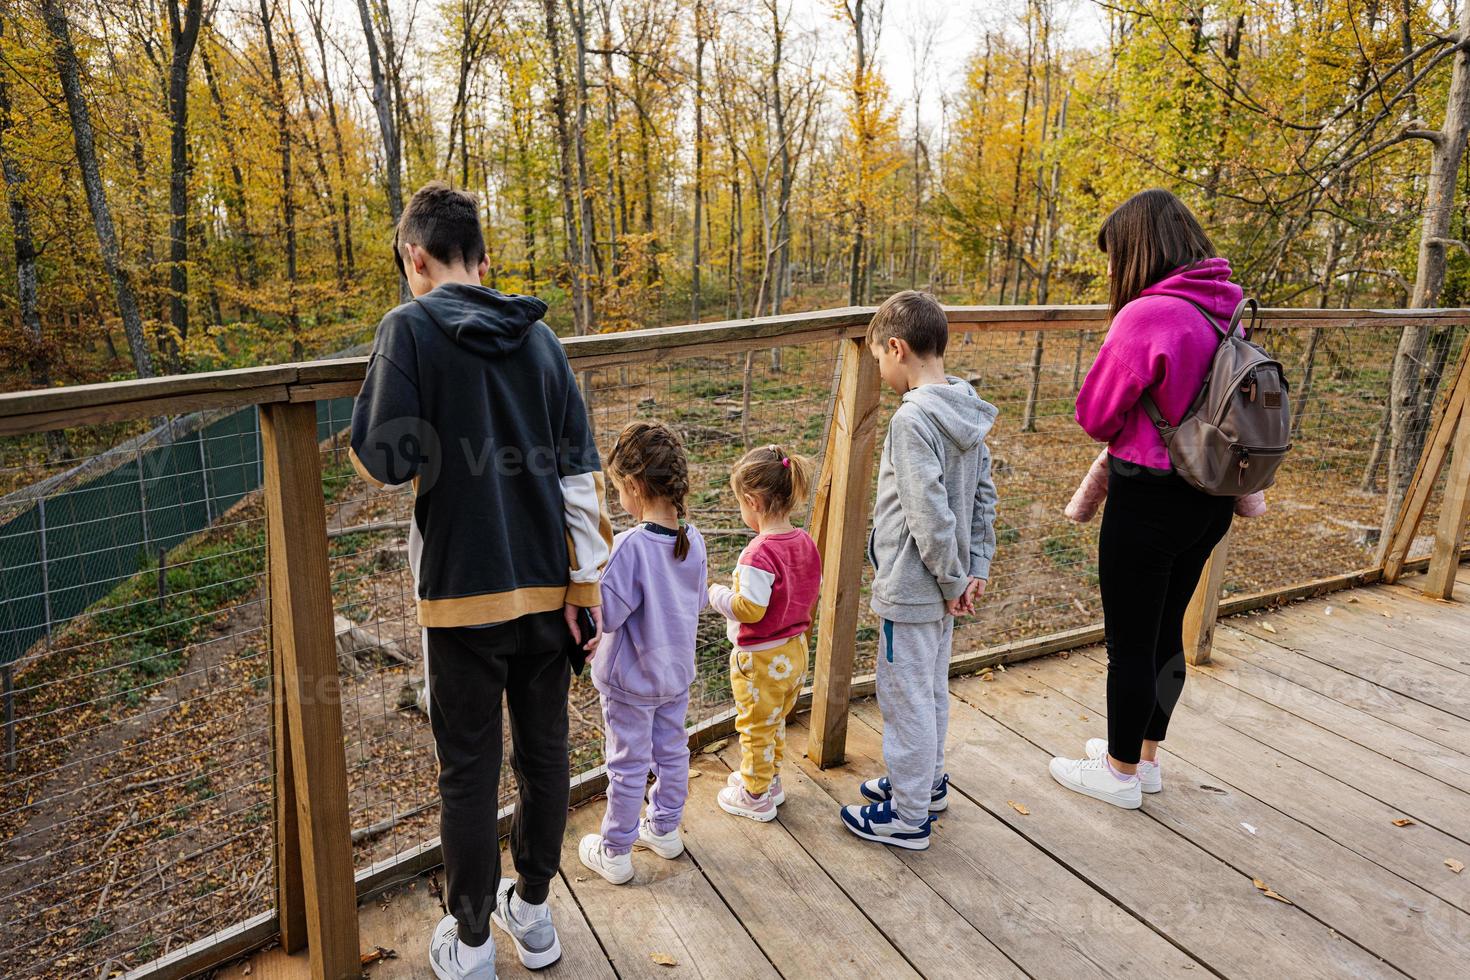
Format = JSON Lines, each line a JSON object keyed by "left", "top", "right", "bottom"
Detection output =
{"left": 808, "top": 337, "right": 882, "bottom": 768}
{"left": 1382, "top": 340, "right": 1470, "bottom": 581}
{"left": 559, "top": 788, "right": 778, "bottom": 980}
{"left": 260, "top": 402, "right": 360, "bottom": 980}
{"left": 914, "top": 690, "right": 1403, "bottom": 979}
{"left": 1182, "top": 529, "right": 1230, "bottom": 666}
{"left": 679, "top": 752, "right": 918, "bottom": 976}
{"left": 794, "top": 714, "right": 1199, "bottom": 977}
{"left": 723, "top": 730, "right": 1026, "bottom": 979}
{"left": 979, "top": 659, "right": 1470, "bottom": 977}
{"left": 1426, "top": 403, "right": 1470, "bottom": 598}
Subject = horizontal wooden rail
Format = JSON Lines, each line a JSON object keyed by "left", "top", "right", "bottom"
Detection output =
{"left": 3, "top": 305, "right": 1468, "bottom": 436}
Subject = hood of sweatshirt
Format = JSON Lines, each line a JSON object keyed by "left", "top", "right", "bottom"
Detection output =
{"left": 412, "top": 283, "right": 550, "bottom": 359}
{"left": 901, "top": 377, "right": 998, "bottom": 452}
{"left": 1137, "top": 257, "right": 1243, "bottom": 327}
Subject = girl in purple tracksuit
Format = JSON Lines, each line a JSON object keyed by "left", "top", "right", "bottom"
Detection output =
{"left": 579, "top": 421, "right": 708, "bottom": 885}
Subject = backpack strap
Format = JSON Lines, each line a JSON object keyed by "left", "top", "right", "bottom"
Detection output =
{"left": 1135, "top": 296, "right": 1248, "bottom": 433}
{"left": 1228, "top": 297, "right": 1259, "bottom": 341}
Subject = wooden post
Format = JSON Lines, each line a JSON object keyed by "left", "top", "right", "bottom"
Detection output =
{"left": 1182, "top": 530, "right": 1231, "bottom": 666}
{"left": 1425, "top": 400, "right": 1470, "bottom": 599}
{"left": 1381, "top": 340, "right": 1470, "bottom": 582}
{"left": 808, "top": 337, "right": 881, "bottom": 768}
{"left": 260, "top": 401, "right": 359, "bottom": 979}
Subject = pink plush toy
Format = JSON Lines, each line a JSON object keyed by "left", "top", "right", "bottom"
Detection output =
{"left": 1064, "top": 449, "right": 1266, "bottom": 523}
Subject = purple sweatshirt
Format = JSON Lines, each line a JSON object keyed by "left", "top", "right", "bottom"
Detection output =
{"left": 591, "top": 522, "right": 708, "bottom": 705}
{"left": 1075, "top": 258, "right": 1244, "bottom": 471}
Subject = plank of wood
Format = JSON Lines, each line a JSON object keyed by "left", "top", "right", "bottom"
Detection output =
{"left": 794, "top": 712, "right": 1202, "bottom": 977}
{"left": 725, "top": 727, "right": 1026, "bottom": 980}
{"left": 1382, "top": 339, "right": 1470, "bottom": 581}
{"left": 260, "top": 402, "right": 360, "bottom": 980}
{"left": 1232, "top": 611, "right": 1470, "bottom": 722}
{"left": 272, "top": 611, "right": 306, "bottom": 954}
{"left": 248, "top": 872, "right": 614, "bottom": 980}
{"left": 1212, "top": 623, "right": 1470, "bottom": 755}
{"left": 560, "top": 791, "right": 780, "bottom": 980}
{"left": 854, "top": 696, "right": 1402, "bottom": 978}
{"left": 679, "top": 752, "right": 919, "bottom": 976}
{"left": 1292, "top": 586, "right": 1470, "bottom": 677}
{"left": 1182, "top": 529, "right": 1230, "bottom": 666}
{"left": 1073, "top": 647, "right": 1470, "bottom": 842}
{"left": 1025, "top": 653, "right": 1470, "bottom": 914}
{"left": 1203, "top": 633, "right": 1470, "bottom": 789}
{"left": 967, "top": 663, "right": 1470, "bottom": 977}
{"left": 1427, "top": 409, "right": 1470, "bottom": 598}
{"left": 0, "top": 384, "right": 292, "bottom": 438}
{"left": 809, "top": 337, "right": 882, "bottom": 768}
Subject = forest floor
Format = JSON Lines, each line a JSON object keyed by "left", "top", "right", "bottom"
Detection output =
{"left": 0, "top": 321, "right": 1447, "bottom": 978}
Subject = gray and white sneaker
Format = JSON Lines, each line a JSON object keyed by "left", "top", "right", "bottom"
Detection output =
{"left": 1085, "top": 738, "right": 1162, "bottom": 793}
{"left": 490, "top": 878, "right": 562, "bottom": 969}
{"left": 429, "top": 913, "right": 496, "bottom": 980}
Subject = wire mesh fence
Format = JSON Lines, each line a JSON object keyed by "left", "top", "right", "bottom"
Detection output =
{"left": 0, "top": 313, "right": 1464, "bottom": 978}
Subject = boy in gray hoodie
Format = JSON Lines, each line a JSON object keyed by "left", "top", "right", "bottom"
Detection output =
{"left": 840, "top": 290, "right": 999, "bottom": 850}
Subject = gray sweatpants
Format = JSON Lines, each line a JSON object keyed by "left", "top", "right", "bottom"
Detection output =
{"left": 875, "top": 616, "right": 955, "bottom": 824}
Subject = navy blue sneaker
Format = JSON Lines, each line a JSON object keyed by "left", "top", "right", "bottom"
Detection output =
{"left": 858, "top": 773, "right": 949, "bottom": 812}
{"left": 839, "top": 798, "right": 933, "bottom": 850}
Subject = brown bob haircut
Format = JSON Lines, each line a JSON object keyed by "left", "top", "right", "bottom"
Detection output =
{"left": 1097, "top": 188, "right": 1215, "bottom": 317}
{"left": 866, "top": 289, "right": 948, "bottom": 357}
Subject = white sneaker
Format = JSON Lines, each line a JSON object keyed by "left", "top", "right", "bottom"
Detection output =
{"left": 429, "top": 913, "right": 497, "bottom": 980}
{"left": 578, "top": 833, "right": 634, "bottom": 884}
{"left": 490, "top": 878, "right": 562, "bottom": 969}
{"left": 726, "top": 770, "right": 785, "bottom": 805}
{"left": 1049, "top": 755, "right": 1142, "bottom": 809}
{"left": 636, "top": 817, "right": 685, "bottom": 859}
{"left": 1085, "top": 738, "right": 1162, "bottom": 793}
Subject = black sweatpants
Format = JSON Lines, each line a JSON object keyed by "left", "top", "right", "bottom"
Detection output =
{"left": 426, "top": 612, "right": 571, "bottom": 947}
{"left": 1098, "top": 455, "right": 1234, "bottom": 765}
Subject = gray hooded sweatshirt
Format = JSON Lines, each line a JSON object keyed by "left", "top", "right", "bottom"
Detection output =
{"left": 868, "top": 377, "right": 999, "bottom": 624}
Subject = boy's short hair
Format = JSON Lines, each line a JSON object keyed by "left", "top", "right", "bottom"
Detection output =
{"left": 866, "top": 290, "right": 948, "bottom": 357}
{"left": 393, "top": 181, "right": 487, "bottom": 275}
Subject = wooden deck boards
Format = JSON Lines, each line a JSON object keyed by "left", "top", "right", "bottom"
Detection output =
{"left": 246, "top": 567, "right": 1470, "bottom": 979}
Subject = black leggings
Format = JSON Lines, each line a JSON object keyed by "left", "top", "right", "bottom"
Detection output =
{"left": 1098, "top": 455, "right": 1234, "bottom": 765}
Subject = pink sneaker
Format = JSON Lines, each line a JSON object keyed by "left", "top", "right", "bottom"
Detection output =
{"left": 718, "top": 784, "right": 777, "bottom": 822}
{"left": 726, "top": 771, "right": 785, "bottom": 805}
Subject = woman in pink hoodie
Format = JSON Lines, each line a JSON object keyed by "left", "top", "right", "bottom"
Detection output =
{"left": 1048, "top": 189, "right": 1237, "bottom": 809}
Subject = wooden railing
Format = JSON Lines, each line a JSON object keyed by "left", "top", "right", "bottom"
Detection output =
{"left": 2, "top": 303, "right": 1469, "bottom": 980}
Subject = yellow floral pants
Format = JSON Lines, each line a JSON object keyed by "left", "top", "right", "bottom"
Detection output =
{"left": 729, "top": 634, "right": 807, "bottom": 795}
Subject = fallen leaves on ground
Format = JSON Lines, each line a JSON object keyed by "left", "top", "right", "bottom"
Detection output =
{"left": 1252, "top": 878, "right": 1293, "bottom": 904}
{"left": 1447, "top": 859, "right": 1465, "bottom": 874}
{"left": 1007, "top": 800, "right": 1030, "bottom": 815}
{"left": 1260, "top": 622, "right": 1277, "bottom": 634}
{"left": 1392, "top": 818, "right": 1415, "bottom": 827}
{"left": 700, "top": 738, "right": 729, "bottom": 755}
{"left": 361, "top": 946, "right": 397, "bottom": 967}
{"left": 651, "top": 952, "right": 678, "bottom": 966}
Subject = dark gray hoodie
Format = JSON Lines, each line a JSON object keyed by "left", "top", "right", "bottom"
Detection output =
{"left": 349, "top": 283, "right": 612, "bottom": 628}
{"left": 868, "top": 377, "right": 999, "bottom": 623}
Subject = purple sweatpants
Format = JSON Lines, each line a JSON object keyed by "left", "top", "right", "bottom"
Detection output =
{"left": 599, "top": 693, "right": 691, "bottom": 855}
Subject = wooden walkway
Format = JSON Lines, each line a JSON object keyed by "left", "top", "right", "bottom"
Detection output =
{"left": 247, "top": 565, "right": 1470, "bottom": 979}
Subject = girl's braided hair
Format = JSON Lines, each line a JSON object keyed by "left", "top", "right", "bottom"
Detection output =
{"left": 606, "top": 420, "right": 692, "bottom": 560}
{"left": 730, "top": 444, "right": 814, "bottom": 519}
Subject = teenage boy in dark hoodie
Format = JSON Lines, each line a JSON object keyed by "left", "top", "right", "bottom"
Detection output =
{"left": 350, "top": 183, "right": 612, "bottom": 979}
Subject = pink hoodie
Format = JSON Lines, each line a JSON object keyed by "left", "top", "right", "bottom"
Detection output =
{"left": 1075, "top": 258, "right": 1244, "bottom": 471}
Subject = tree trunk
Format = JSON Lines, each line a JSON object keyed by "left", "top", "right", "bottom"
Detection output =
{"left": 165, "top": 0, "right": 203, "bottom": 370}
{"left": 1381, "top": 0, "right": 1470, "bottom": 539}
{"left": 691, "top": 0, "right": 705, "bottom": 323}
{"left": 356, "top": 0, "right": 407, "bottom": 301}
{"left": 567, "top": 0, "right": 599, "bottom": 320}
{"left": 40, "top": 0, "right": 153, "bottom": 379}
{"left": 542, "top": 0, "right": 589, "bottom": 334}
{"left": 305, "top": 1, "right": 355, "bottom": 279}
{"left": 258, "top": 0, "right": 300, "bottom": 358}
{"left": 200, "top": 40, "right": 258, "bottom": 295}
